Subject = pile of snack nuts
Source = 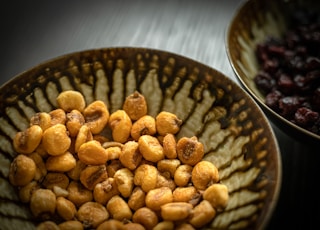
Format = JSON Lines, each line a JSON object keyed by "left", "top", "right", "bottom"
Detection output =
{"left": 9, "top": 90, "right": 229, "bottom": 230}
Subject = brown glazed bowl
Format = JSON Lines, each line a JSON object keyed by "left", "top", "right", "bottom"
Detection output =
{"left": 226, "top": 0, "right": 320, "bottom": 143}
{"left": 0, "top": 47, "right": 281, "bottom": 230}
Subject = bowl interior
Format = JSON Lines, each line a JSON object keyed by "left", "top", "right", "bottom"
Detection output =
{"left": 0, "top": 47, "right": 281, "bottom": 229}
{"left": 226, "top": 0, "right": 320, "bottom": 142}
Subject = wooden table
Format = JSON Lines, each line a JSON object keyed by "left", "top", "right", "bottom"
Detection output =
{"left": 1, "top": 0, "right": 319, "bottom": 229}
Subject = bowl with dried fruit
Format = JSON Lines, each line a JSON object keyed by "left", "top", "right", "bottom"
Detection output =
{"left": 226, "top": 0, "right": 320, "bottom": 143}
{"left": 0, "top": 47, "right": 281, "bottom": 230}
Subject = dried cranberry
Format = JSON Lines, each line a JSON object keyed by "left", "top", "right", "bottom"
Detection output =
{"left": 254, "top": 71, "right": 276, "bottom": 94}
{"left": 279, "top": 96, "right": 301, "bottom": 117}
{"left": 265, "top": 90, "right": 282, "bottom": 111}
{"left": 277, "top": 73, "right": 295, "bottom": 94}
{"left": 294, "top": 107, "right": 319, "bottom": 126}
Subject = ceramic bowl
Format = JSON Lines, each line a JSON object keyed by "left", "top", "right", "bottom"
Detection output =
{"left": 226, "top": 0, "right": 320, "bottom": 143}
{"left": 0, "top": 47, "right": 281, "bottom": 229}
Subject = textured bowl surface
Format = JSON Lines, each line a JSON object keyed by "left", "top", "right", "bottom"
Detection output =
{"left": 0, "top": 47, "right": 281, "bottom": 230}
{"left": 226, "top": 0, "right": 320, "bottom": 143}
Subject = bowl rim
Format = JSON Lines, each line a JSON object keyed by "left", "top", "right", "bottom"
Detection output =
{"left": 0, "top": 46, "right": 282, "bottom": 229}
{"left": 225, "top": 0, "right": 320, "bottom": 143}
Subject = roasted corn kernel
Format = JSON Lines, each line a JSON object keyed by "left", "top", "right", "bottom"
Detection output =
{"left": 56, "top": 196, "right": 77, "bottom": 221}
{"left": 83, "top": 100, "right": 109, "bottom": 134}
{"left": 42, "top": 124, "right": 71, "bottom": 156}
{"left": 78, "top": 140, "right": 108, "bottom": 165}
{"left": 106, "top": 195, "right": 132, "bottom": 221}
{"left": 30, "top": 188, "right": 56, "bottom": 219}
{"left": 138, "top": 135, "right": 164, "bottom": 162}
{"left": 56, "top": 90, "right": 86, "bottom": 113}
{"left": 77, "top": 201, "right": 109, "bottom": 229}
{"left": 132, "top": 207, "right": 159, "bottom": 230}
{"left": 145, "top": 187, "right": 173, "bottom": 211}
{"left": 131, "top": 115, "right": 156, "bottom": 141}
{"left": 176, "top": 136, "right": 204, "bottom": 166}
{"left": 45, "top": 151, "right": 76, "bottom": 172}
{"left": 80, "top": 165, "right": 108, "bottom": 190}
{"left": 9, "top": 154, "right": 36, "bottom": 187}
{"left": 189, "top": 200, "right": 216, "bottom": 228}
{"left": 123, "top": 91, "right": 148, "bottom": 121}
{"left": 119, "top": 141, "right": 142, "bottom": 170}
{"left": 203, "top": 183, "right": 229, "bottom": 210}
{"left": 160, "top": 202, "right": 193, "bottom": 221}
{"left": 108, "top": 109, "right": 132, "bottom": 143}
{"left": 13, "top": 125, "right": 43, "bottom": 155}
{"left": 155, "top": 111, "right": 182, "bottom": 136}
{"left": 191, "top": 160, "right": 219, "bottom": 190}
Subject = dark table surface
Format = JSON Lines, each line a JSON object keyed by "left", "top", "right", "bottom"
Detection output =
{"left": 1, "top": 0, "right": 319, "bottom": 229}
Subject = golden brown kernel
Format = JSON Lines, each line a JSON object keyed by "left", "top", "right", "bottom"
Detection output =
{"left": 28, "top": 152, "right": 47, "bottom": 181}
{"left": 13, "top": 125, "right": 43, "bottom": 155}
{"left": 58, "top": 220, "right": 84, "bottom": 230}
{"left": 123, "top": 222, "right": 146, "bottom": 230}
{"left": 80, "top": 165, "right": 108, "bottom": 190}
{"left": 160, "top": 202, "right": 193, "bottom": 221}
{"left": 176, "top": 136, "right": 204, "bottom": 166}
{"left": 131, "top": 115, "right": 156, "bottom": 141}
{"left": 106, "top": 159, "right": 123, "bottom": 177}
{"left": 42, "top": 172, "right": 70, "bottom": 190}
{"left": 108, "top": 109, "right": 132, "bottom": 143}
{"left": 97, "top": 219, "right": 125, "bottom": 230}
{"left": 172, "top": 186, "right": 200, "bottom": 204}
{"left": 107, "top": 195, "right": 132, "bottom": 221}
{"left": 128, "top": 187, "right": 146, "bottom": 211}
{"left": 66, "top": 110, "right": 85, "bottom": 137}
{"left": 77, "top": 201, "right": 109, "bottom": 229}
{"left": 9, "top": 154, "right": 36, "bottom": 187}
{"left": 114, "top": 168, "right": 134, "bottom": 198}
{"left": 203, "top": 183, "right": 229, "bottom": 210}
{"left": 132, "top": 207, "right": 158, "bottom": 230}
{"left": 78, "top": 140, "right": 108, "bottom": 165}
{"left": 93, "top": 178, "right": 120, "bottom": 205}
{"left": 56, "top": 196, "right": 77, "bottom": 221}
{"left": 138, "top": 135, "right": 164, "bottom": 162}
{"left": 57, "top": 90, "right": 86, "bottom": 112}
{"left": 155, "top": 111, "right": 182, "bottom": 136}
{"left": 145, "top": 187, "right": 173, "bottom": 211}
{"left": 153, "top": 221, "right": 174, "bottom": 230}
{"left": 105, "top": 146, "right": 122, "bottom": 160}
{"left": 49, "top": 108, "right": 67, "bottom": 126}
{"left": 74, "top": 125, "right": 93, "bottom": 153}
{"left": 162, "top": 133, "right": 177, "bottom": 159}
{"left": 67, "top": 160, "right": 87, "bottom": 181}
{"left": 119, "top": 141, "right": 142, "bottom": 170}
{"left": 19, "top": 181, "right": 39, "bottom": 203}
{"left": 83, "top": 100, "right": 109, "bottom": 134}
{"left": 67, "top": 181, "right": 93, "bottom": 207}
{"left": 42, "top": 124, "right": 71, "bottom": 156}
{"left": 30, "top": 188, "right": 56, "bottom": 219}
{"left": 191, "top": 160, "right": 219, "bottom": 190}
{"left": 134, "top": 164, "right": 158, "bottom": 193}
{"left": 189, "top": 200, "right": 216, "bottom": 228}
{"left": 45, "top": 151, "right": 76, "bottom": 172}
{"left": 157, "top": 159, "right": 180, "bottom": 178}
{"left": 123, "top": 91, "right": 148, "bottom": 121}
{"left": 174, "top": 164, "right": 193, "bottom": 187}
{"left": 37, "top": 221, "right": 59, "bottom": 230}
{"left": 30, "top": 112, "right": 51, "bottom": 131}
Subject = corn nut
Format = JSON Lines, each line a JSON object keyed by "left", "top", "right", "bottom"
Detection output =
{"left": 160, "top": 202, "right": 193, "bottom": 221}
{"left": 56, "top": 196, "right": 77, "bottom": 221}
{"left": 134, "top": 164, "right": 158, "bottom": 192}
{"left": 189, "top": 200, "right": 216, "bottom": 228}
{"left": 56, "top": 90, "right": 86, "bottom": 112}
{"left": 131, "top": 115, "right": 156, "bottom": 141}
{"left": 13, "top": 125, "right": 43, "bottom": 155}
{"left": 106, "top": 195, "right": 132, "bottom": 221}
{"left": 119, "top": 141, "right": 142, "bottom": 170}
{"left": 174, "top": 164, "right": 193, "bottom": 187}
{"left": 78, "top": 140, "right": 108, "bottom": 165}
{"left": 138, "top": 135, "right": 164, "bottom": 162}
{"left": 132, "top": 207, "right": 159, "bottom": 230}
{"left": 83, "top": 100, "right": 109, "bottom": 134}
{"left": 145, "top": 187, "right": 173, "bottom": 211}
{"left": 108, "top": 109, "right": 132, "bottom": 143}
{"left": 155, "top": 111, "right": 182, "bottom": 136}
{"left": 66, "top": 109, "right": 85, "bottom": 137}
{"left": 30, "top": 112, "right": 51, "bottom": 131}
{"left": 203, "top": 183, "right": 229, "bottom": 210}
{"left": 162, "top": 133, "right": 177, "bottom": 159}
{"left": 58, "top": 220, "right": 84, "bottom": 230}
{"left": 49, "top": 108, "right": 66, "bottom": 126}
{"left": 114, "top": 168, "right": 134, "bottom": 198}
{"left": 176, "top": 136, "right": 204, "bottom": 166}
{"left": 191, "top": 160, "right": 219, "bottom": 190}
{"left": 30, "top": 188, "right": 56, "bottom": 220}
{"left": 77, "top": 201, "right": 109, "bottom": 229}
{"left": 67, "top": 181, "right": 93, "bottom": 207}
{"left": 45, "top": 151, "right": 76, "bottom": 172}
{"left": 80, "top": 165, "right": 108, "bottom": 190}
{"left": 42, "top": 124, "right": 71, "bottom": 156}
{"left": 123, "top": 91, "right": 148, "bottom": 121}
{"left": 93, "top": 178, "right": 119, "bottom": 205}
{"left": 128, "top": 186, "right": 146, "bottom": 211}
{"left": 9, "top": 154, "right": 36, "bottom": 187}
{"left": 96, "top": 220, "right": 124, "bottom": 230}
{"left": 42, "top": 172, "right": 69, "bottom": 190}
